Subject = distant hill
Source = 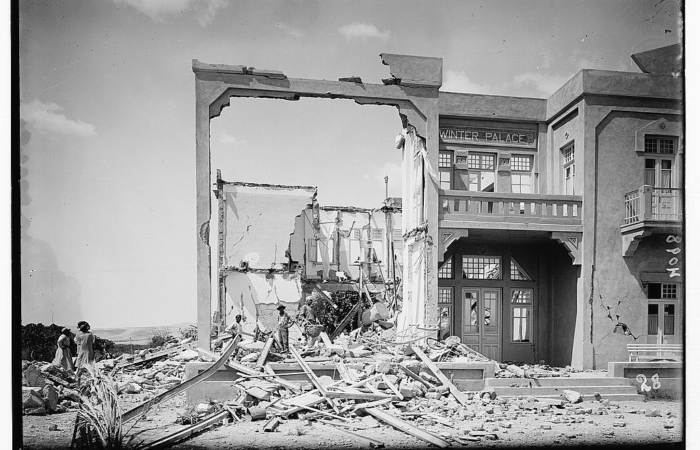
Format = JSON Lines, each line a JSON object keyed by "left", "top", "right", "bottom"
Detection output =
{"left": 92, "top": 322, "right": 195, "bottom": 345}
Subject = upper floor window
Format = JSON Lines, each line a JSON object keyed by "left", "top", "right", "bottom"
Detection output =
{"left": 510, "top": 155, "right": 533, "bottom": 194}
{"left": 439, "top": 151, "right": 452, "bottom": 190}
{"left": 371, "top": 228, "right": 383, "bottom": 241}
{"left": 561, "top": 143, "right": 575, "bottom": 195}
{"left": 467, "top": 153, "right": 496, "bottom": 192}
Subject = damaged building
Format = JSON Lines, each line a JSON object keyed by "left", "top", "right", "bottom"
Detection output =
{"left": 193, "top": 44, "right": 683, "bottom": 374}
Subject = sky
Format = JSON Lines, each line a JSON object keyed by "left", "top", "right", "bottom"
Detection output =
{"left": 18, "top": 0, "right": 684, "bottom": 329}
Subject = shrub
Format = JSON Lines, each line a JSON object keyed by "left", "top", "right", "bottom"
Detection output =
{"left": 149, "top": 327, "right": 173, "bottom": 348}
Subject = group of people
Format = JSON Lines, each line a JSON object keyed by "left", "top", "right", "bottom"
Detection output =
{"left": 52, "top": 320, "right": 95, "bottom": 383}
{"left": 275, "top": 297, "right": 319, "bottom": 354}
{"left": 224, "top": 298, "right": 320, "bottom": 355}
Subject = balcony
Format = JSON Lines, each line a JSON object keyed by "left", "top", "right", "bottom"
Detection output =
{"left": 621, "top": 185, "right": 682, "bottom": 256}
{"left": 438, "top": 190, "right": 583, "bottom": 233}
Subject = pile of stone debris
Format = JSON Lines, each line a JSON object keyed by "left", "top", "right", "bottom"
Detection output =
{"left": 105, "top": 328, "right": 674, "bottom": 449}
{"left": 21, "top": 361, "right": 80, "bottom": 415}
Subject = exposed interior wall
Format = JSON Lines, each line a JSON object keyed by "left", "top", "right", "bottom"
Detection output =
{"left": 224, "top": 271, "right": 303, "bottom": 342}
{"left": 222, "top": 184, "right": 314, "bottom": 270}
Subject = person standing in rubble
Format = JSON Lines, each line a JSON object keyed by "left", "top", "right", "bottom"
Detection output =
{"left": 75, "top": 321, "right": 95, "bottom": 383}
{"left": 225, "top": 314, "right": 243, "bottom": 336}
{"left": 52, "top": 327, "right": 75, "bottom": 373}
{"left": 298, "top": 298, "right": 319, "bottom": 347}
{"left": 275, "top": 305, "right": 292, "bottom": 354}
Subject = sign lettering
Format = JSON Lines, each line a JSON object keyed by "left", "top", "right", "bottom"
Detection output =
{"left": 439, "top": 127, "right": 536, "bottom": 147}
{"left": 666, "top": 235, "right": 682, "bottom": 278}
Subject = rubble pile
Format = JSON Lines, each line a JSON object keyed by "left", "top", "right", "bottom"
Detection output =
{"left": 21, "top": 361, "right": 80, "bottom": 415}
{"left": 104, "top": 329, "right": 677, "bottom": 449}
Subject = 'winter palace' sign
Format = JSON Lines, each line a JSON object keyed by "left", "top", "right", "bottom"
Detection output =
{"left": 439, "top": 127, "right": 537, "bottom": 148}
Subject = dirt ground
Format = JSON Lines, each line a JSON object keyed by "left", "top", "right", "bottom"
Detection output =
{"left": 21, "top": 393, "right": 684, "bottom": 450}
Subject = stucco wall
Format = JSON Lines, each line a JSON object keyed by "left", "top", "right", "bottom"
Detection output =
{"left": 589, "top": 108, "right": 683, "bottom": 368}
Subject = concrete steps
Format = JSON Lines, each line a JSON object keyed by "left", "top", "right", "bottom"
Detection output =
{"left": 484, "top": 377, "right": 645, "bottom": 402}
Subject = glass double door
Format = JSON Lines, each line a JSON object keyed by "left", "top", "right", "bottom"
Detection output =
{"left": 462, "top": 288, "right": 501, "bottom": 361}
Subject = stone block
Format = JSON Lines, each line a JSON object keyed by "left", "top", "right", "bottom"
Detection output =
{"left": 23, "top": 387, "right": 45, "bottom": 411}
{"left": 23, "top": 365, "right": 46, "bottom": 388}
{"left": 43, "top": 385, "right": 58, "bottom": 413}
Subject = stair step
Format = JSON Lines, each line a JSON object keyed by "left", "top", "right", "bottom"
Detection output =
{"left": 491, "top": 385, "right": 639, "bottom": 396}
{"left": 486, "top": 377, "right": 633, "bottom": 387}
{"left": 497, "top": 393, "right": 646, "bottom": 402}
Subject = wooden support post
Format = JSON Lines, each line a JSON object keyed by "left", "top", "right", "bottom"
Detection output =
{"left": 364, "top": 407, "right": 451, "bottom": 448}
{"left": 411, "top": 345, "right": 470, "bottom": 406}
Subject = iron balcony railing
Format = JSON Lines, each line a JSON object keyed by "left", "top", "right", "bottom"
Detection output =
{"left": 623, "top": 185, "right": 682, "bottom": 225}
{"left": 439, "top": 190, "right": 582, "bottom": 226}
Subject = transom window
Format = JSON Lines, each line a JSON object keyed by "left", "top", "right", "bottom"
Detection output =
{"left": 438, "top": 256, "right": 454, "bottom": 279}
{"left": 645, "top": 136, "right": 675, "bottom": 154}
{"left": 392, "top": 229, "right": 403, "bottom": 240}
{"left": 468, "top": 153, "right": 495, "bottom": 170}
{"left": 510, "top": 156, "right": 532, "bottom": 171}
{"left": 563, "top": 145, "right": 574, "bottom": 163}
{"left": 439, "top": 151, "right": 452, "bottom": 168}
{"left": 352, "top": 229, "right": 361, "bottom": 240}
{"left": 371, "top": 229, "right": 383, "bottom": 241}
{"left": 463, "top": 256, "right": 501, "bottom": 279}
{"left": 648, "top": 282, "right": 678, "bottom": 299}
{"left": 510, "top": 258, "right": 532, "bottom": 281}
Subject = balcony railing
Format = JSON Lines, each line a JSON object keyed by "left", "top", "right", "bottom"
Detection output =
{"left": 623, "top": 186, "right": 682, "bottom": 225}
{"left": 439, "top": 190, "right": 582, "bottom": 227}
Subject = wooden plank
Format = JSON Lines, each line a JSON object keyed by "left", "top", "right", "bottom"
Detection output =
{"left": 325, "top": 391, "right": 397, "bottom": 401}
{"left": 345, "top": 373, "right": 383, "bottom": 389}
{"left": 364, "top": 407, "right": 451, "bottom": 448}
{"left": 226, "top": 360, "right": 301, "bottom": 394}
{"left": 114, "top": 343, "right": 193, "bottom": 370}
{"left": 335, "top": 360, "right": 359, "bottom": 383}
{"left": 396, "top": 364, "right": 434, "bottom": 389}
{"left": 138, "top": 410, "right": 230, "bottom": 450}
{"left": 255, "top": 337, "right": 275, "bottom": 368}
{"left": 352, "top": 397, "right": 393, "bottom": 412}
{"left": 279, "top": 391, "right": 326, "bottom": 417}
{"left": 293, "top": 404, "right": 350, "bottom": 422}
{"left": 381, "top": 374, "right": 404, "bottom": 400}
{"left": 289, "top": 345, "right": 327, "bottom": 395}
{"left": 411, "top": 345, "right": 470, "bottom": 406}
{"left": 330, "top": 300, "right": 363, "bottom": 340}
{"left": 320, "top": 423, "right": 385, "bottom": 447}
{"left": 320, "top": 332, "right": 334, "bottom": 347}
{"left": 263, "top": 416, "right": 282, "bottom": 432}
{"left": 121, "top": 335, "right": 241, "bottom": 423}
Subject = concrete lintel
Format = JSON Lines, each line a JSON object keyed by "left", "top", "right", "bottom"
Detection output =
{"left": 621, "top": 228, "right": 652, "bottom": 257}
{"left": 380, "top": 53, "right": 443, "bottom": 88}
{"left": 551, "top": 231, "right": 583, "bottom": 265}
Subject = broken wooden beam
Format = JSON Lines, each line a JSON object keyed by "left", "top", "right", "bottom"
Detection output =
{"left": 352, "top": 397, "right": 393, "bottom": 412}
{"left": 263, "top": 416, "right": 281, "bottom": 432}
{"left": 321, "top": 422, "right": 385, "bottom": 448}
{"left": 114, "top": 343, "right": 193, "bottom": 371}
{"left": 411, "top": 345, "right": 471, "bottom": 406}
{"left": 289, "top": 346, "right": 326, "bottom": 395}
{"left": 121, "top": 335, "right": 240, "bottom": 423}
{"left": 396, "top": 364, "right": 434, "bottom": 389}
{"left": 138, "top": 410, "right": 230, "bottom": 450}
{"left": 325, "top": 391, "right": 397, "bottom": 401}
{"left": 364, "top": 407, "right": 451, "bottom": 448}
{"left": 330, "top": 300, "right": 363, "bottom": 340}
{"left": 255, "top": 337, "right": 274, "bottom": 368}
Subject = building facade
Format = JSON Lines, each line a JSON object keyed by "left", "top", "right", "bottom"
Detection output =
{"left": 433, "top": 44, "right": 683, "bottom": 369}
{"left": 193, "top": 45, "right": 683, "bottom": 370}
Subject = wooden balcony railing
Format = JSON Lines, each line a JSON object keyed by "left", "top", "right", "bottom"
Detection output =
{"left": 623, "top": 186, "right": 682, "bottom": 225}
{"left": 439, "top": 190, "right": 583, "bottom": 228}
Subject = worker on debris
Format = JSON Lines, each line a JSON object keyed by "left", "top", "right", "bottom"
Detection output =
{"left": 225, "top": 314, "right": 243, "bottom": 336}
{"left": 52, "top": 327, "right": 75, "bottom": 373}
{"left": 298, "top": 298, "right": 319, "bottom": 347}
{"left": 75, "top": 321, "right": 95, "bottom": 384}
{"left": 275, "top": 305, "right": 292, "bottom": 354}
